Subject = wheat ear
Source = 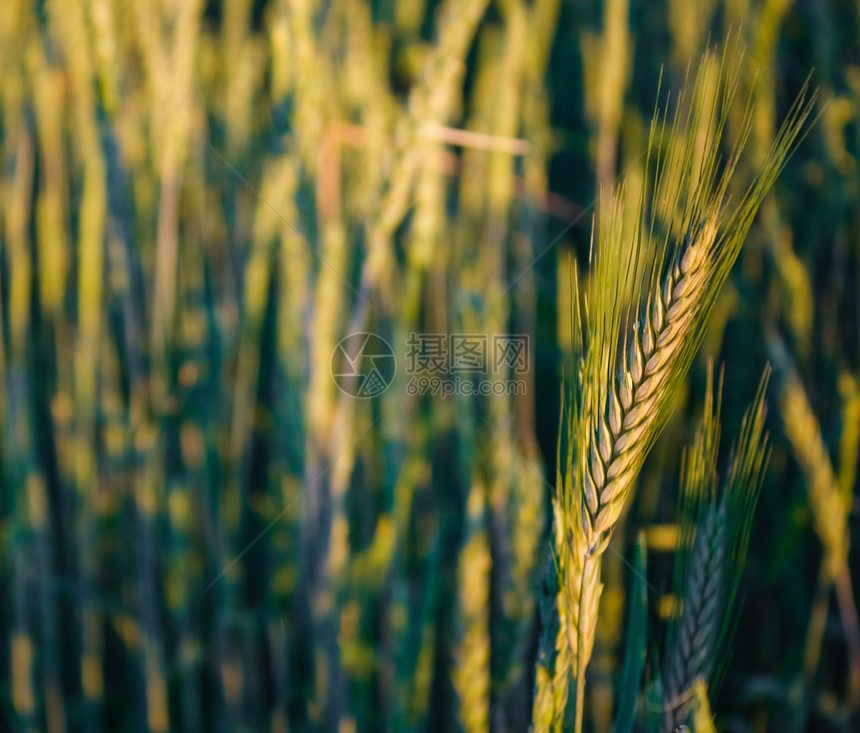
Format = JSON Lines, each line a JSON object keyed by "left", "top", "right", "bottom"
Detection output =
{"left": 663, "top": 505, "right": 726, "bottom": 730}
{"left": 553, "top": 43, "right": 813, "bottom": 733}
{"left": 662, "top": 365, "right": 770, "bottom": 731}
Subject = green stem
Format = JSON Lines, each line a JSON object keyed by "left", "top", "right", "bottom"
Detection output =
{"left": 574, "top": 553, "right": 590, "bottom": 733}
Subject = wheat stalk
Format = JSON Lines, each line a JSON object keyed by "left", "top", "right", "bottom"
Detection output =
{"left": 547, "top": 42, "right": 813, "bottom": 733}
{"left": 770, "top": 340, "right": 849, "bottom": 582}
{"left": 769, "top": 339, "right": 860, "bottom": 707}
{"left": 452, "top": 478, "right": 492, "bottom": 733}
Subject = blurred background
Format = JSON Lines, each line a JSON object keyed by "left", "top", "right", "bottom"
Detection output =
{"left": 0, "top": 0, "right": 858, "bottom": 731}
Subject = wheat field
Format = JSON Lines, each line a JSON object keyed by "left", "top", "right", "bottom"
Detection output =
{"left": 0, "top": 1, "right": 858, "bottom": 732}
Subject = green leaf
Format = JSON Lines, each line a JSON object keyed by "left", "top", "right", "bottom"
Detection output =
{"left": 612, "top": 533, "right": 649, "bottom": 733}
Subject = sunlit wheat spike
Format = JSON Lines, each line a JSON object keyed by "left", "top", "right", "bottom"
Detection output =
{"left": 552, "top": 38, "right": 812, "bottom": 733}
{"left": 582, "top": 222, "right": 718, "bottom": 543}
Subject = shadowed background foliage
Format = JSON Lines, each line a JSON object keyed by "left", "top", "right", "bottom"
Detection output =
{"left": 0, "top": 0, "right": 858, "bottom": 731}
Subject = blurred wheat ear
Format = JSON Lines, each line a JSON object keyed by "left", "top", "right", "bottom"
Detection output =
{"left": 769, "top": 337, "right": 860, "bottom": 708}
{"left": 660, "top": 363, "right": 770, "bottom": 731}
{"left": 533, "top": 39, "right": 815, "bottom": 733}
